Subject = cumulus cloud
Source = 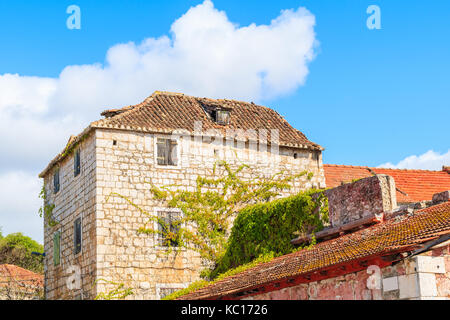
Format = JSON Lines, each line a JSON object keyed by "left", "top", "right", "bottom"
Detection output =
{"left": 0, "top": 1, "right": 318, "bottom": 241}
{"left": 0, "top": 0, "right": 317, "bottom": 171}
{"left": 0, "top": 171, "right": 42, "bottom": 243}
{"left": 378, "top": 150, "right": 450, "bottom": 171}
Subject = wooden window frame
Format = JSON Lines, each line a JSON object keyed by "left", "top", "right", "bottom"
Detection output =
{"left": 214, "top": 109, "right": 230, "bottom": 125}
{"left": 156, "top": 210, "right": 181, "bottom": 247}
{"left": 156, "top": 137, "right": 178, "bottom": 167}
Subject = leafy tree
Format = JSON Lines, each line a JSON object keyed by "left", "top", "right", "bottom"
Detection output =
{"left": 0, "top": 233, "right": 44, "bottom": 274}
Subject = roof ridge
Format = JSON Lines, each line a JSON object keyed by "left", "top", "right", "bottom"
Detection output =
{"left": 324, "top": 163, "right": 447, "bottom": 173}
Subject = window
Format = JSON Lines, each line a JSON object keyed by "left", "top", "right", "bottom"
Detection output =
{"left": 74, "top": 149, "right": 81, "bottom": 177}
{"left": 74, "top": 217, "right": 82, "bottom": 255}
{"left": 156, "top": 138, "right": 178, "bottom": 166}
{"left": 53, "top": 231, "right": 61, "bottom": 266}
{"left": 158, "top": 287, "right": 183, "bottom": 299}
{"left": 214, "top": 109, "right": 230, "bottom": 125}
{"left": 53, "top": 168, "right": 60, "bottom": 194}
{"left": 157, "top": 211, "right": 181, "bottom": 247}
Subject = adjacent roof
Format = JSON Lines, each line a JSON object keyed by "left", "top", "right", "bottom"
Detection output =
{"left": 39, "top": 91, "right": 322, "bottom": 177}
{"left": 178, "top": 201, "right": 450, "bottom": 300}
{"left": 324, "top": 164, "right": 450, "bottom": 203}
{"left": 0, "top": 264, "right": 43, "bottom": 288}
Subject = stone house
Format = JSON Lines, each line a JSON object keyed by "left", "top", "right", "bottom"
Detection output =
{"left": 179, "top": 176, "right": 450, "bottom": 300}
{"left": 38, "top": 91, "right": 326, "bottom": 300}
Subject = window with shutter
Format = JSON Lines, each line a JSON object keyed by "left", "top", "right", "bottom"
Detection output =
{"left": 157, "top": 211, "right": 181, "bottom": 247}
{"left": 156, "top": 138, "right": 178, "bottom": 166}
{"left": 53, "top": 169, "right": 60, "bottom": 194}
{"left": 74, "top": 149, "right": 81, "bottom": 176}
{"left": 53, "top": 231, "right": 61, "bottom": 266}
{"left": 74, "top": 217, "right": 82, "bottom": 254}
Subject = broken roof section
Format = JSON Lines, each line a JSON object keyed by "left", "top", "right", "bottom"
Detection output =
{"left": 40, "top": 91, "right": 323, "bottom": 178}
{"left": 324, "top": 164, "right": 450, "bottom": 203}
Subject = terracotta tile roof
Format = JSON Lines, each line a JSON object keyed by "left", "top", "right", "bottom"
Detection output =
{"left": 0, "top": 264, "right": 43, "bottom": 288}
{"left": 40, "top": 91, "right": 322, "bottom": 177}
{"left": 324, "top": 164, "right": 450, "bottom": 203}
{"left": 94, "top": 91, "right": 321, "bottom": 149}
{"left": 178, "top": 201, "right": 450, "bottom": 300}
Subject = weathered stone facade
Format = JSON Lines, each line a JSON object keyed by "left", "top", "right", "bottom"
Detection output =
{"left": 43, "top": 133, "right": 97, "bottom": 300}
{"left": 42, "top": 127, "right": 325, "bottom": 299}
{"left": 245, "top": 242, "right": 450, "bottom": 300}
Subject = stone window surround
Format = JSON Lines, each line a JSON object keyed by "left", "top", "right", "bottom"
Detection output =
{"left": 153, "top": 134, "right": 181, "bottom": 169}
{"left": 153, "top": 207, "right": 185, "bottom": 251}
{"left": 155, "top": 282, "right": 190, "bottom": 300}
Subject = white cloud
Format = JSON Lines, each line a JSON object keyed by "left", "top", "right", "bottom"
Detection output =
{"left": 0, "top": 1, "right": 318, "bottom": 241}
{"left": 0, "top": 0, "right": 317, "bottom": 172}
{"left": 378, "top": 150, "right": 450, "bottom": 171}
{"left": 0, "top": 171, "right": 42, "bottom": 243}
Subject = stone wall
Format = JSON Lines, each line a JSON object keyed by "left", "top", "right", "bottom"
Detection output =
{"left": 325, "top": 174, "right": 397, "bottom": 227}
{"left": 93, "top": 128, "right": 325, "bottom": 299}
{"left": 43, "top": 133, "right": 97, "bottom": 300}
{"left": 245, "top": 242, "right": 450, "bottom": 300}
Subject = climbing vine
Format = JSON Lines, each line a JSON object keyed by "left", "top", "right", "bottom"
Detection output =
{"left": 135, "top": 160, "right": 314, "bottom": 265}
{"left": 210, "top": 189, "right": 328, "bottom": 278}
{"left": 94, "top": 279, "right": 134, "bottom": 300}
{"left": 38, "top": 184, "right": 59, "bottom": 228}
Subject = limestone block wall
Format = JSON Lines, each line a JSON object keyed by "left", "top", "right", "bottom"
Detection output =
{"left": 94, "top": 128, "right": 325, "bottom": 299}
{"left": 244, "top": 243, "right": 450, "bottom": 300}
{"left": 43, "top": 133, "right": 97, "bottom": 300}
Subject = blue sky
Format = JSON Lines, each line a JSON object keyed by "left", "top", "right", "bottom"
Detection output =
{"left": 0, "top": 0, "right": 449, "bottom": 242}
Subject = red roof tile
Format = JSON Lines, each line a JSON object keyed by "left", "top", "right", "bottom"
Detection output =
{"left": 0, "top": 264, "right": 43, "bottom": 288}
{"left": 324, "top": 164, "right": 450, "bottom": 203}
{"left": 40, "top": 91, "right": 322, "bottom": 177}
{"left": 178, "top": 201, "right": 450, "bottom": 300}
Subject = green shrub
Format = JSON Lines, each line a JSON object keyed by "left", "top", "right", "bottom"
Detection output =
{"left": 209, "top": 189, "right": 328, "bottom": 279}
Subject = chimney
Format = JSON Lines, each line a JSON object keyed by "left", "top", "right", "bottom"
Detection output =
{"left": 325, "top": 174, "right": 397, "bottom": 228}
{"left": 432, "top": 190, "right": 450, "bottom": 205}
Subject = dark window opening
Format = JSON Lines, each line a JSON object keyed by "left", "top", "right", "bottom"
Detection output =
{"left": 74, "top": 217, "right": 82, "bottom": 255}
{"left": 157, "top": 211, "right": 181, "bottom": 247}
{"left": 293, "top": 153, "right": 298, "bottom": 159}
{"left": 53, "top": 169, "right": 60, "bottom": 194}
{"left": 113, "top": 140, "right": 117, "bottom": 146}
{"left": 157, "top": 138, "right": 178, "bottom": 166}
{"left": 74, "top": 149, "right": 81, "bottom": 177}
